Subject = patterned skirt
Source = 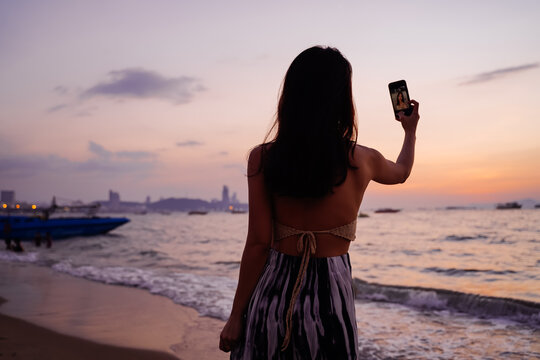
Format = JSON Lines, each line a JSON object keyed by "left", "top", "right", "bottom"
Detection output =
{"left": 231, "top": 249, "right": 359, "bottom": 360}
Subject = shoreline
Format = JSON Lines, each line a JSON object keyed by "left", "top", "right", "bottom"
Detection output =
{"left": 0, "top": 261, "right": 228, "bottom": 360}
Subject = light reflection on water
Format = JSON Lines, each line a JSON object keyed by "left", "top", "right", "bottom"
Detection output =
{"left": 351, "top": 209, "right": 540, "bottom": 302}
{"left": 355, "top": 300, "right": 540, "bottom": 360}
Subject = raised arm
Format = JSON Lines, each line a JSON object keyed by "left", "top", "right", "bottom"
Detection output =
{"left": 219, "top": 145, "right": 273, "bottom": 352}
{"left": 369, "top": 100, "right": 420, "bottom": 184}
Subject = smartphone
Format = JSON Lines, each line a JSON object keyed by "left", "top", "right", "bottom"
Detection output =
{"left": 388, "top": 80, "right": 412, "bottom": 117}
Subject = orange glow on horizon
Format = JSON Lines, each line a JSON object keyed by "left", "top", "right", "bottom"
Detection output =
{"left": 382, "top": 147, "right": 540, "bottom": 198}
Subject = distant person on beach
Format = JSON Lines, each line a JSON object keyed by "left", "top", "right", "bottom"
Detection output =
{"left": 34, "top": 232, "right": 42, "bottom": 247}
{"left": 3, "top": 221, "right": 12, "bottom": 250}
{"left": 220, "top": 46, "right": 419, "bottom": 358}
{"left": 46, "top": 232, "right": 52, "bottom": 248}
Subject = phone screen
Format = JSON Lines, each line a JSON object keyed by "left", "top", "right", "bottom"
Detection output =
{"left": 388, "top": 80, "right": 411, "bottom": 116}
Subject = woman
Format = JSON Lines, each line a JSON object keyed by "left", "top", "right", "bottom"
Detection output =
{"left": 220, "top": 46, "right": 420, "bottom": 359}
{"left": 396, "top": 91, "right": 409, "bottom": 110}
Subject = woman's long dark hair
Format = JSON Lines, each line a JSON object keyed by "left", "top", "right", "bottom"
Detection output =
{"left": 260, "top": 46, "right": 357, "bottom": 198}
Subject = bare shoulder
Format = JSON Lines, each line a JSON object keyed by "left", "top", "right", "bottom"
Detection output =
{"left": 248, "top": 144, "right": 268, "bottom": 162}
{"left": 350, "top": 144, "right": 389, "bottom": 183}
{"left": 247, "top": 144, "right": 267, "bottom": 175}
{"left": 249, "top": 144, "right": 262, "bottom": 158}
{"left": 351, "top": 144, "right": 379, "bottom": 167}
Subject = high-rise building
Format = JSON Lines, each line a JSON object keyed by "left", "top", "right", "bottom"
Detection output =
{"left": 1, "top": 190, "right": 15, "bottom": 205}
{"left": 109, "top": 190, "right": 120, "bottom": 204}
{"left": 222, "top": 185, "right": 230, "bottom": 206}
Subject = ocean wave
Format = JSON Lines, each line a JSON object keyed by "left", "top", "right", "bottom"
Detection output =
{"left": 214, "top": 260, "right": 241, "bottom": 266}
{"left": 422, "top": 267, "right": 518, "bottom": 276}
{"left": 353, "top": 278, "right": 540, "bottom": 328}
{"left": 444, "top": 234, "right": 488, "bottom": 241}
{"left": 397, "top": 249, "right": 422, "bottom": 256}
{"left": 2, "top": 247, "right": 539, "bottom": 328}
{"left": 77, "top": 243, "right": 104, "bottom": 251}
{"left": 0, "top": 250, "right": 39, "bottom": 263}
{"left": 51, "top": 261, "right": 236, "bottom": 320}
{"left": 488, "top": 237, "right": 517, "bottom": 244}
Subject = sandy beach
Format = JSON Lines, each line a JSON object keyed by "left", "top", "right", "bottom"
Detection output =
{"left": 0, "top": 261, "right": 228, "bottom": 360}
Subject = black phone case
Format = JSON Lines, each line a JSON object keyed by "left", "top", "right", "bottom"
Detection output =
{"left": 389, "top": 80, "right": 412, "bottom": 116}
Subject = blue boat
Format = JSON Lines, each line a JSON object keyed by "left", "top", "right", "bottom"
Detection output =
{"left": 1, "top": 215, "right": 129, "bottom": 241}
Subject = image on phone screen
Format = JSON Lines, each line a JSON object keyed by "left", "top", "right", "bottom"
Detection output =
{"left": 388, "top": 80, "right": 412, "bottom": 116}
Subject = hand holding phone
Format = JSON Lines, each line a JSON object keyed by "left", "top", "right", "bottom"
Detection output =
{"left": 388, "top": 80, "right": 413, "bottom": 118}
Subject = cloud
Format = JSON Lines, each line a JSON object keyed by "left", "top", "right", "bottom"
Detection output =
{"left": 116, "top": 151, "right": 156, "bottom": 160}
{"left": 176, "top": 140, "right": 203, "bottom": 147}
{"left": 46, "top": 103, "right": 97, "bottom": 116}
{"left": 53, "top": 86, "right": 69, "bottom": 95}
{"left": 0, "top": 154, "right": 71, "bottom": 177}
{"left": 0, "top": 153, "right": 123, "bottom": 177}
{"left": 89, "top": 141, "right": 112, "bottom": 158}
{"left": 460, "top": 62, "right": 539, "bottom": 85}
{"left": 81, "top": 68, "right": 205, "bottom": 104}
{"left": 47, "top": 103, "right": 69, "bottom": 113}
{"left": 0, "top": 142, "right": 157, "bottom": 179}
{"left": 89, "top": 141, "right": 157, "bottom": 160}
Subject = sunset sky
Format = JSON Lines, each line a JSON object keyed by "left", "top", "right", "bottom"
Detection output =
{"left": 1, "top": 0, "right": 539, "bottom": 208}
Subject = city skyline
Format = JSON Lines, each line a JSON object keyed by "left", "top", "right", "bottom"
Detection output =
{"left": 2, "top": 186, "right": 537, "bottom": 212}
{"left": 1, "top": 1, "right": 539, "bottom": 208}
{"left": 0, "top": 185, "right": 244, "bottom": 206}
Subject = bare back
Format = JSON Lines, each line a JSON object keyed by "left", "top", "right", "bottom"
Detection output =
{"left": 271, "top": 145, "right": 373, "bottom": 257}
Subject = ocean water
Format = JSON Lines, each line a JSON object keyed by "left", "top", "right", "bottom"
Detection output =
{"left": 1, "top": 209, "right": 539, "bottom": 359}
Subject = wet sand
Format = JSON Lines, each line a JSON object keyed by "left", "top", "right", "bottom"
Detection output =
{"left": 0, "top": 261, "right": 228, "bottom": 360}
{"left": 0, "top": 312, "right": 179, "bottom": 360}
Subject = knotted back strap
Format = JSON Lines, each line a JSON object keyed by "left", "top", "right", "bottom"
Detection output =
{"left": 274, "top": 221, "right": 357, "bottom": 243}
{"left": 274, "top": 220, "right": 356, "bottom": 351}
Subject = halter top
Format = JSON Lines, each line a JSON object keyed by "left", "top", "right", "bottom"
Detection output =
{"left": 272, "top": 219, "right": 357, "bottom": 351}
{"left": 273, "top": 220, "right": 357, "bottom": 243}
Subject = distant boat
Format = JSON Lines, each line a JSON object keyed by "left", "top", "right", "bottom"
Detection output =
{"left": 374, "top": 208, "right": 401, "bottom": 214}
{"left": 496, "top": 202, "right": 522, "bottom": 210}
{"left": 188, "top": 210, "right": 208, "bottom": 215}
{"left": 0, "top": 215, "right": 129, "bottom": 241}
{"left": 230, "top": 209, "right": 247, "bottom": 214}
{"left": 358, "top": 212, "right": 369, "bottom": 218}
{"left": 535, "top": 204, "right": 540, "bottom": 209}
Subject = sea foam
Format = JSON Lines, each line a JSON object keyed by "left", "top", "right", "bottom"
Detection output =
{"left": 353, "top": 278, "right": 540, "bottom": 328}
{"left": 51, "top": 261, "right": 236, "bottom": 320}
